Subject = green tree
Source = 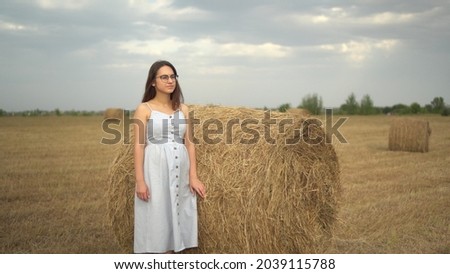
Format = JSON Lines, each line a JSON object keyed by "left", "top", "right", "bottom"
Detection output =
{"left": 431, "top": 97, "right": 445, "bottom": 113}
{"left": 424, "top": 104, "right": 433, "bottom": 113}
{"left": 382, "top": 106, "right": 393, "bottom": 114}
{"left": 340, "top": 93, "right": 359, "bottom": 115}
{"left": 410, "top": 102, "right": 421, "bottom": 114}
{"left": 442, "top": 106, "right": 450, "bottom": 116}
{"left": 299, "top": 93, "right": 322, "bottom": 115}
{"left": 359, "top": 94, "right": 375, "bottom": 115}
{"left": 391, "top": 104, "right": 411, "bottom": 114}
{"left": 277, "top": 103, "right": 291, "bottom": 112}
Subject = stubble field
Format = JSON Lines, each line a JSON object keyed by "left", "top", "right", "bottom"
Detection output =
{"left": 0, "top": 114, "right": 449, "bottom": 253}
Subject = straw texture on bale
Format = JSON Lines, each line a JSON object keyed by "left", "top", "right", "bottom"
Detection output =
{"left": 104, "top": 108, "right": 124, "bottom": 120}
{"left": 388, "top": 118, "right": 431, "bottom": 153}
{"left": 107, "top": 105, "right": 341, "bottom": 253}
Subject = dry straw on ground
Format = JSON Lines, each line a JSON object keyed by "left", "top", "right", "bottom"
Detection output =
{"left": 103, "top": 108, "right": 124, "bottom": 120}
{"left": 107, "top": 105, "right": 341, "bottom": 253}
{"left": 388, "top": 118, "right": 431, "bottom": 153}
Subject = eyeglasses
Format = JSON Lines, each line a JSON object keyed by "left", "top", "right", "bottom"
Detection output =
{"left": 157, "top": 74, "right": 178, "bottom": 83}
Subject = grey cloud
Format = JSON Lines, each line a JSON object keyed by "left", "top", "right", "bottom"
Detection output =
{"left": 0, "top": 0, "right": 449, "bottom": 111}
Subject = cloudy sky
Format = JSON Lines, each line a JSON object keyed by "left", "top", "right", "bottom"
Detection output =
{"left": 1, "top": 0, "right": 449, "bottom": 111}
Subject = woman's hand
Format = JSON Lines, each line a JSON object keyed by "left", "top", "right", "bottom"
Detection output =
{"left": 189, "top": 177, "right": 206, "bottom": 199}
{"left": 136, "top": 180, "right": 150, "bottom": 202}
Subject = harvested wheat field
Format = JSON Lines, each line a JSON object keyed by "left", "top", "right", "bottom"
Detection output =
{"left": 0, "top": 113, "right": 449, "bottom": 253}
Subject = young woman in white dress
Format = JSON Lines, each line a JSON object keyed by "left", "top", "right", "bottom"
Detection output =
{"left": 133, "top": 60, "right": 206, "bottom": 253}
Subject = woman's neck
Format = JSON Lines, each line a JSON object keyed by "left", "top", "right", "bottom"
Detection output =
{"left": 152, "top": 92, "right": 172, "bottom": 107}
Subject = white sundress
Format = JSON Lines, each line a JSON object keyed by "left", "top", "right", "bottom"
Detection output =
{"left": 134, "top": 103, "right": 198, "bottom": 253}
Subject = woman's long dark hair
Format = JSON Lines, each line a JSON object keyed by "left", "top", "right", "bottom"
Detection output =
{"left": 142, "top": 60, "right": 184, "bottom": 110}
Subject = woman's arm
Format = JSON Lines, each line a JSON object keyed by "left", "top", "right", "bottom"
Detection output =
{"left": 134, "top": 103, "right": 150, "bottom": 202}
{"left": 182, "top": 104, "right": 206, "bottom": 198}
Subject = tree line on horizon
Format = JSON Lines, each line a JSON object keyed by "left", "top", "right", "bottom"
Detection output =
{"left": 0, "top": 94, "right": 448, "bottom": 117}
{"left": 275, "top": 93, "right": 449, "bottom": 116}
{"left": 0, "top": 108, "right": 101, "bottom": 117}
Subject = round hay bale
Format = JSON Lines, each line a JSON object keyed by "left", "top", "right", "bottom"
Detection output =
{"left": 107, "top": 105, "right": 341, "bottom": 253}
{"left": 388, "top": 118, "right": 431, "bottom": 152}
{"left": 107, "top": 143, "right": 135, "bottom": 252}
{"left": 104, "top": 108, "right": 124, "bottom": 120}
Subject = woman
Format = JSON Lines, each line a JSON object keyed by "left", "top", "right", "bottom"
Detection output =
{"left": 133, "top": 60, "right": 206, "bottom": 253}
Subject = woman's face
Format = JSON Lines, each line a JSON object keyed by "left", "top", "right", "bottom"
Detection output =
{"left": 154, "top": 65, "right": 177, "bottom": 95}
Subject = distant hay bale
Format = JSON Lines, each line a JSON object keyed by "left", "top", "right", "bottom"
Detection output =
{"left": 388, "top": 118, "right": 431, "bottom": 153}
{"left": 107, "top": 105, "right": 341, "bottom": 253}
{"left": 104, "top": 108, "right": 124, "bottom": 120}
{"left": 287, "top": 108, "right": 311, "bottom": 117}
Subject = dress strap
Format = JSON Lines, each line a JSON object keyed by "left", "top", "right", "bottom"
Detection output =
{"left": 144, "top": 102, "right": 153, "bottom": 111}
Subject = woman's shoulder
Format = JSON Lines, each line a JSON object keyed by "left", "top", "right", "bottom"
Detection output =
{"left": 180, "top": 103, "right": 189, "bottom": 111}
{"left": 134, "top": 102, "right": 152, "bottom": 119}
{"left": 179, "top": 103, "right": 189, "bottom": 117}
{"left": 137, "top": 101, "right": 154, "bottom": 110}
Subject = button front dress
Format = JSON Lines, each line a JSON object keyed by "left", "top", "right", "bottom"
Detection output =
{"left": 134, "top": 104, "right": 198, "bottom": 253}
